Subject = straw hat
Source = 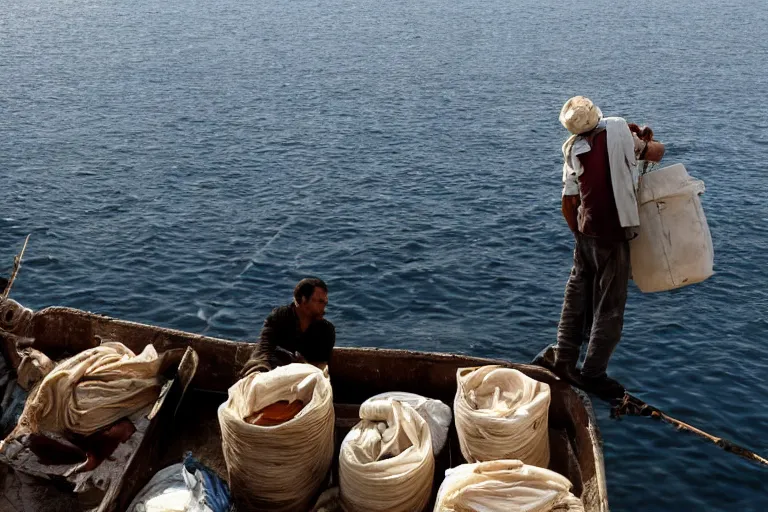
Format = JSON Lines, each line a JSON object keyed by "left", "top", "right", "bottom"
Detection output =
{"left": 559, "top": 96, "right": 602, "bottom": 135}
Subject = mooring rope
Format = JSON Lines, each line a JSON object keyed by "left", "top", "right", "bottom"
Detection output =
{"left": 2, "top": 235, "right": 30, "bottom": 299}
{"left": 611, "top": 393, "right": 768, "bottom": 467}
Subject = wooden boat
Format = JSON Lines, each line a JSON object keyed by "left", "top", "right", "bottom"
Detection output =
{"left": 0, "top": 299, "right": 609, "bottom": 511}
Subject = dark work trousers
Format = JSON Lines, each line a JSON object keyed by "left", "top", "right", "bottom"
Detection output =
{"left": 555, "top": 232, "right": 630, "bottom": 378}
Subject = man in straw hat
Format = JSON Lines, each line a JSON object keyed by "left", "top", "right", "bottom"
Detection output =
{"left": 533, "top": 96, "right": 661, "bottom": 399}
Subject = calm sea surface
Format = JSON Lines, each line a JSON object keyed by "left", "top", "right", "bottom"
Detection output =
{"left": 2, "top": 0, "right": 767, "bottom": 509}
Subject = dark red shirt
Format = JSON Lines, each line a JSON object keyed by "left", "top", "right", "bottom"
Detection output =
{"left": 576, "top": 129, "right": 626, "bottom": 241}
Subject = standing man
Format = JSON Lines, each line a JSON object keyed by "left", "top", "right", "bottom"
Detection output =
{"left": 533, "top": 96, "right": 661, "bottom": 399}
{"left": 242, "top": 277, "right": 335, "bottom": 376}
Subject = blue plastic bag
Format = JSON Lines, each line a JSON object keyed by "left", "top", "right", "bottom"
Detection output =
{"left": 128, "top": 453, "right": 232, "bottom": 512}
{"left": 181, "top": 453, "right": 232, "bottom": 512}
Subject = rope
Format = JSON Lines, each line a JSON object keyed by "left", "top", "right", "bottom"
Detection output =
{"left": 2, "top": 235, "right": 30, "bottom": 299}
{"left": 611, "top": 393, "right": 768, "bottom": 467}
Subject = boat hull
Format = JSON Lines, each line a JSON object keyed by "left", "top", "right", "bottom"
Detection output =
{"left": 0, "top": 304, "right": 609, "bottom": 511}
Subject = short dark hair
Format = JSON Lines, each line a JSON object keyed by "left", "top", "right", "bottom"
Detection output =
{"left": 293, "top": 277, "right": 328, "bottom": 303}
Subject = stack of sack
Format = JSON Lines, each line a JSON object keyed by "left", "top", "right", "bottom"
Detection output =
{"left": 364, "top": 391, "right": 452, "bottom": 455}
{"left": 217, "top": 363, "right": 334, "bottom": 511}
{"left": 10, "top": 342, "right": 170, "bottom": 438}
{"left": 338, "top": 393, "right": 442, "bottom": 512}
{"left": 434, "top": 460, "right": 584, "bottom": 512}
{"left": 448, "top": 366, "right": 585, "bottom": 511}
{"left": 630, "top": 163, "right": 714, "bottom": 293}
{"left": 0, "top": 341, "right": 187, "bottom": 501}
{"left": 454, "top": 365, "right": 551, "bottom": 468}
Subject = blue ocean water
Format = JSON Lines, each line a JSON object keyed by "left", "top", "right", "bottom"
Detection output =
{"left": 1, "top": 0, "right": 767, "bottom": 509}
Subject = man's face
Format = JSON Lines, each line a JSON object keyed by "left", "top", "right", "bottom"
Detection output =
{"left": 301, "top": 288, "right": 328, "bottom": 320}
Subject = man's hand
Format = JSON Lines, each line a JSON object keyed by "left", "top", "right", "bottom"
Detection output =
{"left": 629, "top": 123, "right": 664, "bottom": 162}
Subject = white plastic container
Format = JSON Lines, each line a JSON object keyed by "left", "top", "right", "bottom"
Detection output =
{"left": 629, "top": 163, "right": 714, "bottom": 293}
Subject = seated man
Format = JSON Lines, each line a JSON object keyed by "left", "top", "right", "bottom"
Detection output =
{"left": 242, "top": 277, "right": 335, "bottom": 376}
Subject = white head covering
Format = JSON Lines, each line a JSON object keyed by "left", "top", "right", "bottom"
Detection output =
{"left": 559, "top": 96, "right": 603, "bottom": 135}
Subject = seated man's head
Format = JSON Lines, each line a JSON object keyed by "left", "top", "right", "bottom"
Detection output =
{"left": 293, "top": 277, "right": 328, "bottom": 321}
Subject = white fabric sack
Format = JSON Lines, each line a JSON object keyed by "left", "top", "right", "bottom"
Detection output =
{"left": 454, "top": 366, "right": 551, "bottom": 468}
{"left": 339, "top": 399, "right": 435, "bottom": 512}
{"left": 630, "top": 163, "right": 714, "bottom": 292}
{"left": 12, "top": 342, "right": 165, "bottom": 436}
{"left": 218, "top": 363, "right": 334, "bottom": 512}
{"left": 365, "top": 391, "right": 452, "bottom": 455}
{"left": 16, "top": 348, "right": 55, "bottom": 391}
{"left": 434, "top": 460, "right": 584, "bottom": 512}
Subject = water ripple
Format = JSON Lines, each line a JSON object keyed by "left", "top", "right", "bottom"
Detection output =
{"left": 2, "top": 0, "right": 768, "bottom": 509}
